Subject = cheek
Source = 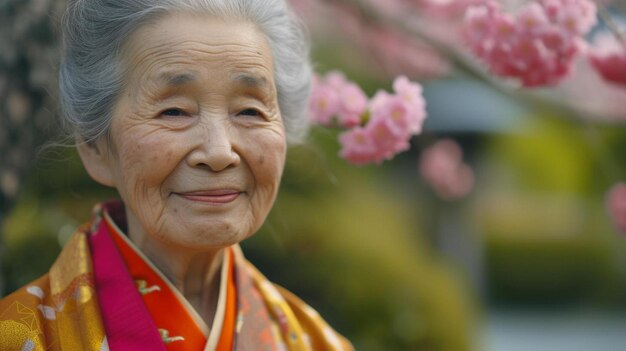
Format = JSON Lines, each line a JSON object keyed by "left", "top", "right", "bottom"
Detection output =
{"left": 248, "top": 131, "right": 286, "bottom": 211}
{"left": 252, "top": 130, "right": 286, "bottom": 184}
{"left": 112, "top": 127, "right": 181, "bottom": 194}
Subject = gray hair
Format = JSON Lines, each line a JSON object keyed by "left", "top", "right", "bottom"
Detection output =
{"left": 59, "top": 0, "right": 311, "bottom": 144}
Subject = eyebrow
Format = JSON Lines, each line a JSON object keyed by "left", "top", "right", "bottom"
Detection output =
{"left": 233, "top": 73, "right": 268, "bottom": 88}
{"left": 156, "top": 72, "right": 197, "bottom": 87}
{"left": 153, "top": 71, "right": 269, "bottom": 90}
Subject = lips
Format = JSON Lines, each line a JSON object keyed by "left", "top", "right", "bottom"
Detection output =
{"left": 176, "top": 189, "right": 242, "bottom": 204}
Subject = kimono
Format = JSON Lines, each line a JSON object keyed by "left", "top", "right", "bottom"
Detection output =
{"left": 0, "top": 201, "right": 353, "bottom": 351}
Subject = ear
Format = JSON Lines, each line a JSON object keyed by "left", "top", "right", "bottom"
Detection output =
{"left": 76, "top": 137, "right": 116, "bottom": 187}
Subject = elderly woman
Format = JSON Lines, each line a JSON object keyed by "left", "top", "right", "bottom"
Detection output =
{"left": 0, "top": 0, "right": 353, "bottom": 350}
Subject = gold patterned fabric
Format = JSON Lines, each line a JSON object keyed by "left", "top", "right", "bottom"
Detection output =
{"left": 0, "top": 227, "right": 107, "bottom": 351}
{"left": 0, "top": 210, "right": 353, "bottom": 351}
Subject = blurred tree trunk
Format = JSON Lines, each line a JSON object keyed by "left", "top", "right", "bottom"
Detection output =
{"left": 0, "top": 0, "right": 66, "bottom": 295}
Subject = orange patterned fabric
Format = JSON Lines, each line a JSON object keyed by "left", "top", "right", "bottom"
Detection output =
{"left": 216, "top": 249, "right": 236, "bottom": 351}
{"left": 0, "top": 202, "right": 353, "bottom": 351}
{"left": 104, "top": 208, "right": 237, "bottom": 351}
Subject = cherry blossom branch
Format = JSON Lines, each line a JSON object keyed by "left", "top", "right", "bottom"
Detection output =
{"left": 323, "top": 0, "right": 617, "bottom": 124}
{"left": 595, "top": 1, "right": 624, "bottom": 43}
{"left": 322, "top": 0, "right": 503, "bottom": 90}
{"left": 311, "top": 72, "right": 427, "bottom": 165}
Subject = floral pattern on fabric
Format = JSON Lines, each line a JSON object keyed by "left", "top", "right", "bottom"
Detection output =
{"left": 0, "top": 202, "right": 353, "bottom": 351}
{"left": 0, "top": 231, "right": 108, "bottom": 351}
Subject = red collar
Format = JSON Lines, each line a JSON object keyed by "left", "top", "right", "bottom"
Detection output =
{"left": 102, "top": 201, "right": 236, "bottom": 351}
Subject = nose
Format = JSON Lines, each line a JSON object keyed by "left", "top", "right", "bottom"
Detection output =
{"left": 187, "top": 122, "right": 241, "bottom": 172}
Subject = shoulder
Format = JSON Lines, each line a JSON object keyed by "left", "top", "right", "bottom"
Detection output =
{"left": 0, "top": 275, "right": 51, "bottom": 350}
{"left": 274, "top": 284, "right": 355, "bottom": 351}
{"left": 0, "top": 274, "right": 51, "bottom": 311}
{"left": 240, "top": 255, "right": 353, "bottom": 351}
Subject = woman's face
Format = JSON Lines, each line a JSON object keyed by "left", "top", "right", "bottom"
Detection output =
{"left": 88, "top": 13, "right": 286, "bottom": 249}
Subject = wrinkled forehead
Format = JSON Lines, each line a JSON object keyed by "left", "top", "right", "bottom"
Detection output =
{"left": 119, "top": 12, "right": 276, "bottom": 92}
{"left": 155, "top": 70, "right": 269, "bottom": 88}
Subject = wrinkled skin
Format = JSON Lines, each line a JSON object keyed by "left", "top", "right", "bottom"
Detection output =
{"left": 77, "top": 12, "right": 286, "bottom": 324}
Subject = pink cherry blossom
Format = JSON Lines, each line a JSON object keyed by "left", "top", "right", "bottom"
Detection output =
{"left": 338, "top": 127, "right": 382, "bottom": 165}
{"left": 550, "top": 0, "right": 597, "bottom": 35}
{"left": 606, "top": 182, "right": 626, "bottom": 235}
{"left": 492, "top": 13, "right": 517, "bottom": 42}
{"left": 393, "top": 76, "right": 425, "bottom": 108}
{"left": 326, "top": 71, "right": 348, "bottom": 89}
{"left": 463, "top": 4, "right": 495, "bottom": 44}
{"left": 510, "top": 36, "right": 542, "bottom": 62}
{"left": 540, "top": 27, "right": 568, "bottom": 51}
{"left": 541, "top": 0, "right": 562, "bottom": 21}
{"left": 367, "top": 87, "right": 423, "bottom": 156}
{"left": 367, "top": 114, "right": 411, "bottom": 157}
{"left": 309, "top": 71, "right": 367, "bottom": 128}
{"left": 588, "top": 33, "right": 626, "bottom": 87}
{"left": 309, "top": 80, "right": 339, "bottom": 126}
{"left": 462, "top": 0, "right": 597, "bottom": 87}
{"left": 371, "top": 91, "right": 418, "bottom": 135}
{"left": 337, "top": 82, "right": 368, "bottom": 128}
{"left": 516, "top": 3, "right": 549, "bottom": 35}
{"left": 392, "top": 76, "right": 427, "bottom": 133}
{"left": 370, "top": 96, "right": 410, "bottom": 137}
{"left": 311, "top": 72, "right": 427, "bottom": 165}
{"left": 419, "top": 139, "right": 474, "bottom": 200}
{"left": 369, "top": 90, "right": 391, "bottom": 113}
{"left": 339, "top": 102, "right": 412, "bottom": 165}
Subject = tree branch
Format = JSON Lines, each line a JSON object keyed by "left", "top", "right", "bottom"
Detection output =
{"left": 595, "top": 1, "right": 624, "bottom": 43}
{"left": 324, "top": 0, "right": 622, "bottom": 124}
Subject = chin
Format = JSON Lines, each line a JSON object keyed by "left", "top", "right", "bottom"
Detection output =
{"left": 170, "top": 225, "right": 252, "bottom": 250}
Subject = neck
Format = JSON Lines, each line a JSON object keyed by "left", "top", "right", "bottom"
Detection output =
{"left": 126, "top": 211, "right": 225, "bottom": 327}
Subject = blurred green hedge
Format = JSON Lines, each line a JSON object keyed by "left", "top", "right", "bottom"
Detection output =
{"left": 476, "top": 116, "right": 626, "bottom": 307}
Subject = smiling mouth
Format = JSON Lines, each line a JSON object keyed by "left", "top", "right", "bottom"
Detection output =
{"left": 176, "top": 189, "right": 242, "bottom": 204}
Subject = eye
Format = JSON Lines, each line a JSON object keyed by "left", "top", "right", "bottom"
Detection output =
{"left": 237, "top": 108, "right": 262, "bottom": 118}
{"left": 161, "top": 108, "right": 189, "bottom": 117}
